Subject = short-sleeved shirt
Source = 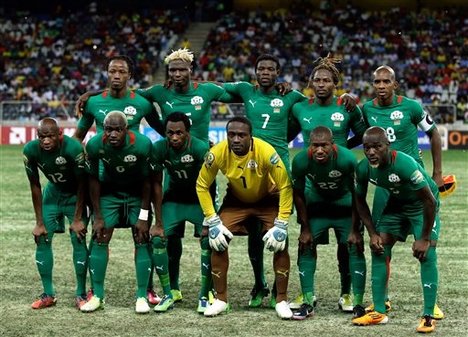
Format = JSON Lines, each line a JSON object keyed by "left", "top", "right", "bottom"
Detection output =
{"left": 355, "top": 150, "right": 439, "bottom": 213}
{"left": 292, "top": 96, "right": 367, "bottom": 148}
{"left": 362, "top": 95, "right": 437, "bottom": 166}
{"left": 23, "top": 135, "right": 85, "bottom": 194}
{"left": 85, "top": 131, "right": 152, "bottom": 195}
{"left": 224, "top": 81, "right": 306, "bottom": 165}
{"left": 150, "top": 136, "right": 209, "bottom": 204}
{"left": 291, "top": 144, "right": 357, "bottom": 203}
{"left": 78, "top": 89, "right": 155, "bottom": 134}
{"left": 196, "top": 137, "right": 292, "bottom": 220}
{"left": 137, "top": 82, "right": 232, "bottom": 143}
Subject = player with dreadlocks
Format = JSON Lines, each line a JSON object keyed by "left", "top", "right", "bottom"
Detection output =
{"left": 289, "top": 54, "right": 368, "bottom": 318}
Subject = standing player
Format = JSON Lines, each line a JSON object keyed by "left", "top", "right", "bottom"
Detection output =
{"left": 80, "top": 111, "right": 153, "bottom": 314}
{"left": 24, "top": 118, "right": 89, "bottom": 309}
{"left": 221, "top": 54, "right": 306, "bottom": 308}
{"left": 149, "top": 112, "right": 211, "bottom": 313}
{"left": 196, "top": 117, "right": 294, "bottom": 319}
{"left": 359, "top": 65, "right": 444, "bottom": 319}
{"left": 291, "top": 126, "right": 362, "bottom": 319}
{"left": 289, "top": 56, "right": 367, "bottom": 313}
{"left": 352, "top": 127, "right": 440, "bottom": 333}
{"left": 74, "top": 54, "right": 164, "bottom": 142}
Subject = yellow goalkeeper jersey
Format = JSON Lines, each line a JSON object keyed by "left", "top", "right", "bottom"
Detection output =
{"left": 196, "top": 137, "right": 292, "bottom": 220}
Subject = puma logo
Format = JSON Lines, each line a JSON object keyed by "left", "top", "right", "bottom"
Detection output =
{"left": 99, "top": 109, "right": 108, "bottom": 115}
{"left": 276, "top": 269, "right": 289, "bottom": 278}
{"left": 303, "top": 117, "right": 313, "bottom": 123}
{"left": 371, "top": 116, "right": 378, "bottom": 123}
{"left": 211, "top": 271, "right": 222, "bottom": 279}
{"left": 354, "top": 270, "right": 365, "bottom": 276}
{"left": 165, "top": 101, "right": 175, "bottom": 109}
{"left": 248, "top": 99, "right": 257, "bottom": 107}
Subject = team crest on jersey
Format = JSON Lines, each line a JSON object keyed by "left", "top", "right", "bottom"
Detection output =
{"left": 55, "top": 156, "right": 67, "bottom": 165}
{"left": 247, "top": 159, "right": 258, "bottom": 169}
{"left": 204, "top": 152, "right": 215, "bottom": 168}
{"left": 410, "top": 170, "right": 424, "bottom": 184}
{"left": 390, "top": 110, "right": 404, "bottom": 125}
{"left": 270, "top": 98, "right": 284, "bottom": 113}
{"left": 181, "top": 154, "right": 194, "bottom": 163}
{"left": 329, "top": 170, "right": 342, "bottom": 178}
{"left": 191, "top": 96, "right": 204, "bottom": 110}
{"left": 124, "top": 106, "right": 137, "bottom": 120}
{"left": 270, "top": 153, "right": 280, "bottom": 165}
{"left": 331, "top": 112, "right": 345, "bottom": 127}
{"left": 124, "top": 154, "right": 137, "bottom": 162}
{"left": 388, "top": 173, "right": 401, "bottom": 183}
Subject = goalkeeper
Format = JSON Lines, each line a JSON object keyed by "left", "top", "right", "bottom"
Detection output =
{"left": 196, "top": 116, "right": 293, "bottom": 319}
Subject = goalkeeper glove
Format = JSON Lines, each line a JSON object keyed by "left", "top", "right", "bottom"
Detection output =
{"left": 203, "top": 215, "right": 233, "bottom": 252}
{"left": 263, "top": 218, "right": 288, "bottom": 253}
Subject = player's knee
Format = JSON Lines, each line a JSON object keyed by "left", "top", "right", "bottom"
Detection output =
{"left": 151, "top": 236, "right": 167, "bottom": 250}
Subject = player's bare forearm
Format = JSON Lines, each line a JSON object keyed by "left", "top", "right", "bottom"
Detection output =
{"left": 355, "top": 194, "right": 377, "bottom": 237}
{"left": 29, "top": 180, "right": 44, "bottom": 225}
{"left": 293, "top": 189, "right": 308, "bottom": 227}
{"left": 140, "top": 178, "right": 151, "bottom": 211}
{"left": 151, "top": 172, "right": 163, "bottom": 225}
{"left": 418, "top": 187, "right": 437, "bottom": 241}
{"left": 146, "top": 111, "right": 165, "bottom": 136}
{"left": 73, "top": 176, "right": 86, "bottom": 222}
{"left": 428, "top": 128, "right": 443, "bottom": 185}
{"left": 89, "top": 176, "right": 103, "bottom": 220}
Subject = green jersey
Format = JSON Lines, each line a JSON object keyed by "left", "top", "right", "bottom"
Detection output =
{"left": 224, "top": 81, "right": 306, "bottom": 166}
{"left": 362, "top": 95, "right": 436, "bottom": 166}
{"left": 78, "top": 89, "right": 156, "bottom": 134}
{"left": 355, "top": 150, "right": 439, "bottom": 211}
{"left": 291, "top": 96, "right": 367, "bottom": 148}
{"left": 138, "top": 82, "right": 232, "bottom": 143}
{"left": 23, "top": 135, "right": 85, "bottom": 194}
{"left": 150, "top": 136, "right": 209, "bottom": 204}
{"left": 291, "top": 144, "right": 357, "bottom": 201}
{"left": 85, "top": 131, "right": 152, "bottom": 195}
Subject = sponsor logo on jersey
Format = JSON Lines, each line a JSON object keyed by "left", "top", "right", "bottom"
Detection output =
{"left": 124, "top": 154, "right": 137, "bottom": 162}
{"left": 388, "top": 173, "right": 401, "bottom": 183}
{"left": 247, "top": 159, "right": 258, "bottom": 169}
{"left": 99, "top": 109, "right": 108, "bottom": 115}
{"left": 270, "top": 98, "right": 284, "bottom": 113}
{"left": 204, "top": 152, "right": 215, "bottom": 168}
{"left": 269, "top": 152, "right": 280, "bottom": 164}
{"left": 55, "top": 156, "right": 67, "bottom": 165}
{"left": 410, "top": 170, "right": 425, "bottom": 184}
{"left": 181, "top": 154, "right": 194, "bottom": 163}
{"left": 331, "top": 112, "right": 344, "bottom": 127}
{"left": 303, "top": 117, "right": 313, "bottom": 123}
{"left": 191, "top": 96, "right": 204, "bottom": 110}
{"left": 329, "top": 170, "right": 342, "bottom": 178}
{"left": 124, "top": 106, "right": 137, "bottom": 119}
{"left": 390, "top": 110, "right": 404, "bottom": 125}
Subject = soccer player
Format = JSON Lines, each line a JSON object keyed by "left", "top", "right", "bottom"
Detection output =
{"left": 24, "top": 118, "right": 88, "bottom": 309}
{"left": 149, "top": 112, "right": 211, "bottom": 313}
{"left": 196, "top": 117, "right": 294, "bottom": 319}
{"left": 290, "top": 126, "right": 363, "bottom": 319}
{"left": 74, "top": 54, "right": 164, "bottom": 142}
{"left": 358, "top": 65, "right": 444, "bottom": 319}
{"left": 289, "top": 56, "right": 367, "bottom": 313}
{"left": 80, "top": 111, "right": 153, "bottom": 314}
{"left": 352, "top": 127, "right": 440, "bottom": 333}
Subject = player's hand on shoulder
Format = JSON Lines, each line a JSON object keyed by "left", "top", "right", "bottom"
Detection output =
{"left": 75, "top": 92, "right": 92, "bottom": 118}
{"left": 263, "top": 218, "right": 288, "bottom": 253}
{"left": 340, "top": 93, "right": 358, "bottom": 112}
{"left": 276, "top": 82, "right": 292, "bottom": 96}
{"left": 204, "top": 214, "right": 233, "bottom": 252}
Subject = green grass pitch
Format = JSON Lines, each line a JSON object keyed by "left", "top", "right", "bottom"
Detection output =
{"left": 0, "top": 145, "right": 466, "bottom": 337}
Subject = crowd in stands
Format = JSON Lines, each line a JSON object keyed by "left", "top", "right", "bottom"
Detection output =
{"left": 193, "top": 2, "right": 467, "bottom": 122}
{"left": 0, "top": 3, "right": 189, "bottom": 119}
{"left": 1, "top": 1, "right": 466, "bottom": 122}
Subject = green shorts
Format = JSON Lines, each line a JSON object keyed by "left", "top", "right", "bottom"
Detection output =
{"left": 42, "top": 184, "right": 88, "bottom": 235}
{"left": 162, "top": 202, "right": 204, "bottom": 237}
{"left": 306, "top": 193, "right": 352, "bottom": 245}
{"left": 377, "top": 210, "right": 440, "bottom": 242}
{"left": 100, "top": 192, "right": 141, "bottom": 228}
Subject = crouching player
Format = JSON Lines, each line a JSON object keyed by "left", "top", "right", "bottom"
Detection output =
{"left": 352, "top": 127, "right": 440, "bottom": 333}
{"left": 24, "top": 117, "right": 89, "bottom": 309}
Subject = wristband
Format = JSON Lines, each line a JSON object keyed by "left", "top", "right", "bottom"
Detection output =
{"left": 138, "top": 209, "right": 149, "bottom": 221}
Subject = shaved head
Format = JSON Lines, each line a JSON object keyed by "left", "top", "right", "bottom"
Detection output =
{"left": 310, "top": 126, "right": 333, "bottom": 143}
{"left": 363, "top": 126, "right": 388, "bottom": 144}
{"left": 38, "top": 117, "right": 59, "bottom": 133}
